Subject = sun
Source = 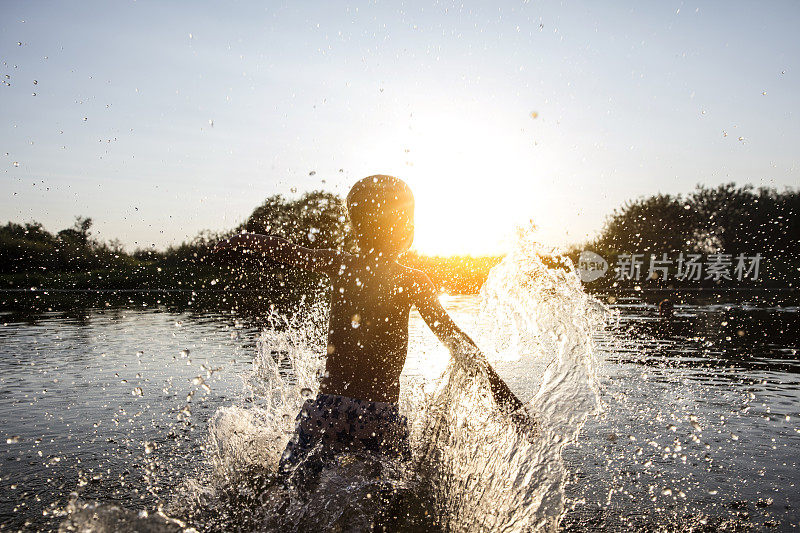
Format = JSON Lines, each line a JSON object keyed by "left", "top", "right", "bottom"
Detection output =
{"left": 350, "top": 104, "right": 559, "bottom": 256}
{"left": 399, "top": 114, "right": 543, "bottom": 256}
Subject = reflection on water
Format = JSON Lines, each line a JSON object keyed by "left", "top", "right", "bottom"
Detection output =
{"left": 0, "top": 308, "right": 259, "bottom": 529}
{"left": 0, "top": 294, "right": 798, "bottom": 530}
{"left": 563, "top": 298, "right": 800, "bottom": 531}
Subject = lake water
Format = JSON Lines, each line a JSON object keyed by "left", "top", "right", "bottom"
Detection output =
{"left": 1, "top": 294, "right": 798, "bottom": 531}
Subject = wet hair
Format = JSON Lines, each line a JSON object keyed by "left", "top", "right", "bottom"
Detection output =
{"left": 346, "top": 175, "right": 414, "bottom": 257}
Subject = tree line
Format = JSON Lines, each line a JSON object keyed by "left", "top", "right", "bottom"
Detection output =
{"left": 0, "top": 216, "right": 138, "bottom": 274}
{"left": 2, "top": 183, "right": 796, "bottom": 300}
{"left": 570, "top": 183, "right": 799, "bottom": 288}
{"left": 0, "top": 191, "right": 497, "bottom": 300}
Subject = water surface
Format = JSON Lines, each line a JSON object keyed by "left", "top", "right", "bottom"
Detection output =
{"left": 0, "top": 295, "right": 798, "bottom": 530}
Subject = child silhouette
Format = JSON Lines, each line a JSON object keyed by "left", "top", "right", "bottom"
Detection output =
{"left": 214, "top": 175, "right": 522, "bottom": 477}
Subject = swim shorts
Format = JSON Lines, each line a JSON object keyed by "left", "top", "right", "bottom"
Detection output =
{"left": 278, "top": 393, "right": 410, "bottom": 481}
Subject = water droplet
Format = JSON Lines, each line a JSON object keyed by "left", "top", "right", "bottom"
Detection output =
{"left": 6, "top": 436, "right": 20, "bottom": 444}
{"left": 309, "top": 170, "right": 316, "bottom": 176}
{"left": 132, "top": 387, "right": 143, "bottom": 397}
{"left": 730, "top": 432, "right": 739, "bottom": 441}
{"left": 661, "top": 488, "right": 673, "bottom": 496}
{"left": 301, "top": 387, "right": 313, "bottom": 398}
{"left": 144, "top": 442, "right": 154, "bottom": 454}
{"left": 12, "top": 161, "right": 19, "bottom": 167}
{"left": 180, "top": 349, "right": 190, "bottom": 357}
{"left": 757, "top": 497, "right": 774, "bottom": 508}
{"left": 290, "top": 187, "right": 297, "bottom": 193}
{"left": 351, "top": 314, "right": 361, "bottom": 328}
{"left": 33, "top": 80, "right": 37, "bottom": 85}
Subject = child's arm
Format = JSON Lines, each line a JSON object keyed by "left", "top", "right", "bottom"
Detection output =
{"left": 213, "top": 233, "right": 342, "bottom": 275}
{"left": 410, "top": 270, "right": 524, "bottom": 414}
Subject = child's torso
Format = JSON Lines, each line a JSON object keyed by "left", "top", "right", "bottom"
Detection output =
{"left": 321, "top": 256, "right": 414, "bottom": 403}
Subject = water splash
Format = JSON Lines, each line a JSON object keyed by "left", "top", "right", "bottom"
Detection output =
{"left": 166, "top": 301, "right": 330, "bottom": 530}
{"left": 61, "top": 228, "right": 605, "bottom": 531}
{"left": 411, "top": 229, "right": 605, "bottom": 531}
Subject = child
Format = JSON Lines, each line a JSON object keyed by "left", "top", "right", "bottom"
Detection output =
{"left": 214, "top": 175, "right": 522, "bottom": 480}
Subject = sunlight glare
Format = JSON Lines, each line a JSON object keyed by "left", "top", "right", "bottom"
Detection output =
{"left": 400, "top": 111, "right": 551, "bottom": 255}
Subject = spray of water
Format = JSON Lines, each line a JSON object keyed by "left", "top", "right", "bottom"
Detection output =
{"left": 410, "top": 228, "right": 606, "bottom": 531}
{"left": 165, "top": 301, "right": 330, "bottom": 531}
{"left": 61, "top": 227, "right": 606, "bottom": 532}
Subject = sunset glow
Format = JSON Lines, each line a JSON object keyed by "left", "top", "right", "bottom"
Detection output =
{"left": 354, "top": 108, "right": 555, "bottom": 255}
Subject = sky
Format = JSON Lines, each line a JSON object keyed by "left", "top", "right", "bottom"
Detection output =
{"left": 1, "top": 1, "right": 798, "bottom": 255}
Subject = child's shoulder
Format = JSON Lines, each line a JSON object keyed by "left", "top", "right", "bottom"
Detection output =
{"left": 332, "top": 254, "right": 432, "bottom": 292}
{"left": 392, "top": 260, "right": 435, "bottom": 292}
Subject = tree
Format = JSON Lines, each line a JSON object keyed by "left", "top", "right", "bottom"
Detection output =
{"left": 595, "top": 194, "right": 696, "bottom": 254}
{"left": 57, "top": 216, "right": 93, "bottom": 246}
{"left": 244, "top": 191, "right": 356, "bottom": 251}
{"left": 586, "top": 183, "right": 799, "bottom": 286}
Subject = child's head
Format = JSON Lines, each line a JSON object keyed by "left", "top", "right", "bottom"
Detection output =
{"left": 346, "top": 175, "right": 414, "bottom": 258}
